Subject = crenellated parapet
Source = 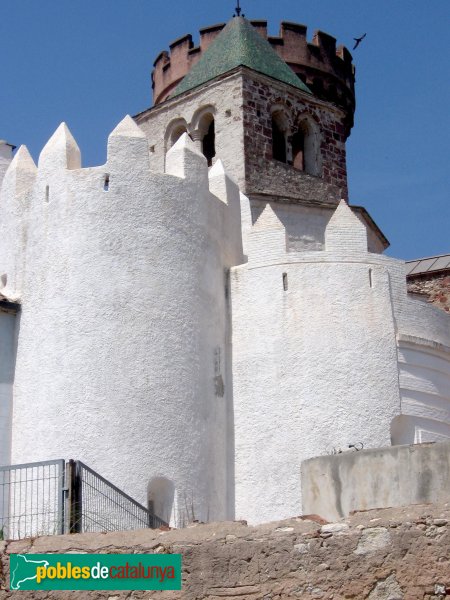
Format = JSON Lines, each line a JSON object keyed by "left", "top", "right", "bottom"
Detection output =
{"left": 152, "top": 23, "right": 225, "bottom": 105}
{"left": 268, "top": 22, "right": 355, "bottom": 126}
{"left": 152, "top": 19, "right": 355, "bottom": 126}
{"left": 4, "top": 116, "right": 244, "bottom": 526}
{"left": 0, "top": 117, "right": 244, "bottom": 301}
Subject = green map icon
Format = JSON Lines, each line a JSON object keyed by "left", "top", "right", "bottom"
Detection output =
{"left": 10, "top": 555, "right": 50, "bottom": 590}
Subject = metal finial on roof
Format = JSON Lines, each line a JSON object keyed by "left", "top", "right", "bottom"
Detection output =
{"left": 233, "top": 0, "right": 244, "bottom": 17}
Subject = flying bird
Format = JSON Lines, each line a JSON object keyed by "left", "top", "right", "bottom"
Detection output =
{"left": 353, "top": 33, "right": 366, "bottom": 50}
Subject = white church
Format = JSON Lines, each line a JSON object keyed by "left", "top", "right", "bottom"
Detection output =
{"left": 0, "top": 15, "right": 449, "bottom": 527}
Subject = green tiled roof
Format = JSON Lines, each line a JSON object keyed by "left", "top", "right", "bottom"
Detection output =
{"left": 172, "top": 17, "right": 311, "bottom": 97}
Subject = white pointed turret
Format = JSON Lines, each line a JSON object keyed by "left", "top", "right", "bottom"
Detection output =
{"left": 2, "top": 145, "right": 37, "bottom": 198}
{"left": 208, "top": 159, "right": 243, "bottom": 266}
{"left": 253, "top": 203, "right": 284, "bottom": 232}
{"left": 107, "top": 115, "right": 149, "bottom": 172}
{"left": 325, "top": 199, "right": 368, "bottom": 252}
{"left": 0, "top": 140, "right": 15, "bottom": 188}
{"left": 38, "top": 123, "right": 81, "bottom": 171}
{"left": 110, "top": 114, "right": 146, "bottom": 139}
{"left": 165, "top": 132, "right": 207, "bottom": 181}
{"left": 239, "top": 191, "right": 252, "bottom": 259}
{"left": 248, "top": 202, "right": 286, "bottom": 263}
{"left": 208, "top": 159, "right": 238, "bottom": 205}
{"left": 0, "top": 146, "right": 37, "bottom": 300}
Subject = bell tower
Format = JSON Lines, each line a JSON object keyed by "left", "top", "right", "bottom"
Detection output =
{"left": 136, "top": 15, "right": 387, "bottom": 253}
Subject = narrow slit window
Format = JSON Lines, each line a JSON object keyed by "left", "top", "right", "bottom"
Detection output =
{"left": 45, "top": 185, "right": 50, "bottom": 202}
{"left": 202, "top": 119, "right": 216, "bottom": 167}
{"left": 292, "top": 119, "right": 320, "bottom": 176}
{"left": 272, "top": 115, "right": 287, "bottom": 163}
{"left": 283, "top": 272, "right": 288, "bottom": 291}
{"left": 292, "top": 130, "right": 305, "bottom": 171}
{"left": 369, "top": 268, "right": 373, "bottom": 288}
{"left": 103, "top": 175, "right": 110, "bottom": 191}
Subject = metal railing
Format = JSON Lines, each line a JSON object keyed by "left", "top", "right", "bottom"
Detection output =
{"left": 67, "top": 460, "right": 167, "bottom": 533}
{"left": 0, "top": 459, "right": 167, "bottom": 541}
{"left": 0, "top": 460, "right": 65, "bottom": 540}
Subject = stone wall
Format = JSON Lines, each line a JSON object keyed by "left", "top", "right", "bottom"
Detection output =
{"left": 137, "top": 68, "right": 348, "bottom": 206}
{"left": 408, "top": 273, "right": 450, "bottom": 313}
{"left": 242, "top": 72, "right": 348, "bottom": 201}
{"left": 136, "top": 73, "right": 245, "bottom": 188}
{"left": 1, "top": 502, "right": 450, "bottom": 598}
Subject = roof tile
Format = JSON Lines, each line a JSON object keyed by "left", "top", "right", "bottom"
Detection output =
{"left": 172, "top": 16, "right": 311, "bottom": 98}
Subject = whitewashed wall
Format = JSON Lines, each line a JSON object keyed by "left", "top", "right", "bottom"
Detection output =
{"left": 392, "top": 313, "right": 450, "bottom": 444}
{"left": 0, "top": 142, "right": 14, "bottom": 187}
{"left": 0, "top": 141, "right": 19, "bottom": 472}
{"left": 231, "top": 200, "right": 450, "bottom": 524}
{"left": 231, "top": 201, "right": 403, "bottom": 523}
{"left": 0, "top": 310, "right": 16, "bottom": 467}
{"left": 1, "top": 114, "right": 450, "bottom": 528}
{"left": 1, "top": 119, "right": 242, "bottom": 525}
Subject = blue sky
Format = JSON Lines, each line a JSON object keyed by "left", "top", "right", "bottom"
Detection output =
{"left": 1, "top": 0, "right": 448, "bottom": 259}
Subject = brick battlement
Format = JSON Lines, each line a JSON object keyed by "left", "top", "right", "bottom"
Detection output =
{"left": 152, "top": 20, "right": 355, "bottom": 126}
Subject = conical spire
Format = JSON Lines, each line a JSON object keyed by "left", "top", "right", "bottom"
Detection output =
{"left": 173, "top": 17, "right": 311, "bottom": 98}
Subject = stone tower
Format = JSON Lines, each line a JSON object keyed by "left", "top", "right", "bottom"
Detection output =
{"left": 137, "top": 16, "right": 387, "bottom": 254}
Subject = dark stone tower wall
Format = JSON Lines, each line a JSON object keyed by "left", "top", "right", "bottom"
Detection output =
{"left": 242, "top": 71, "right": 349, "bottom": 202}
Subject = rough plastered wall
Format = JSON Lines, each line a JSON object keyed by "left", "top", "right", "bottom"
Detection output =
{"left": 135, "top": 73, "right": 245, "bottom": 188}
{"left": 394, "top": 336, "right": 450, "bottom": 444}
{"left": 231, "top": 201, "right": 402, "bottom": 524}
{"left": 0, "top": 119, "right": 243, "bottom": 525}
{"left": 389, "top": 267, "right": 450, "bottom": 445}
{"left": 302, "top": 441, "right": 450, "bottom": 522}
{"left": 2, "top": 502, "right": 450, "bottom": 599}
{"left": 0, "top": 144, "right": 16, "bottom": 470}
{"left": 0, "top": 146, "right": 36, "bottom": 298}
{"left": 0, "top": 309, "right": 16, "bottom": 467}
{"left": 0, "top": 143, "right": 13, "bottom": 186}
{"left": 247, "top": 199, "right": 385, "bottom": 254}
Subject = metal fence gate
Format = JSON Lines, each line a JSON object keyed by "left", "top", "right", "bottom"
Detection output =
{"left": 0, "top": 460, "right": 65, "bottom": 540}
{"left": 0, "top": 459, "right": 166, "bottom": 541}
{"left": 66, "top": 460, "right": 167, "bottom": 533}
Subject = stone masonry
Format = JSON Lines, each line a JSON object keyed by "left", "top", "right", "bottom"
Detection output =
{"left": 1, "top": 502, "right": 450, "bottom": 599}
{"left": 242, "top": 72, "right": 348, "bottom": 201}
{"left": 407, "top": 274, "right": 450, "bottom": 313}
